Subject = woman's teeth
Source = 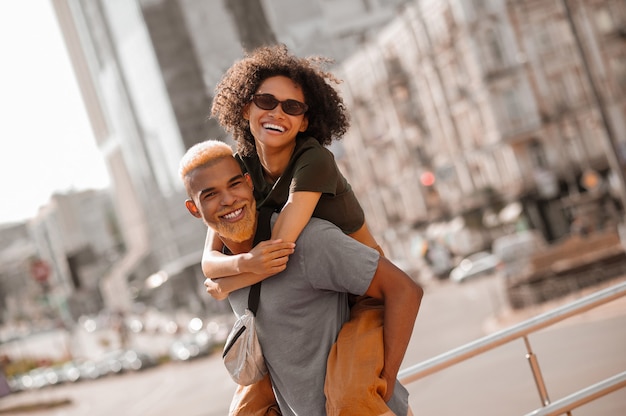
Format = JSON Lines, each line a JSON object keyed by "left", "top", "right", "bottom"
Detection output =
{"left": 263, "top": 123, "right": 285, "bottom": 132}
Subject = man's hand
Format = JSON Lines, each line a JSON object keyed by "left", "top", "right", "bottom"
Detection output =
{"left": 204, "top": 278, "right": 228, "bottom": 300}
{"left": 238, "top": 239, "right": 295, "bottom": 275}
{"left": 203, "top": 240, "right": 295, "bottom": 300}
{"left": 380, "top": 367, "right": 396, "bottom": 402}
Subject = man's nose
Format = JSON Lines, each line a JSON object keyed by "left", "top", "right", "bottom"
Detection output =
{"left": 220, "top": 191, "right": 236, "bottom": 205}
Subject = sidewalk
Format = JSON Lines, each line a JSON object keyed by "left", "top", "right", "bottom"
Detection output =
{"left": 0, "top": 398, "right": 72, "bottom": 415}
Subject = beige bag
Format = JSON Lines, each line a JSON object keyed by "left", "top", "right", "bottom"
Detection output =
{"left": 222, "top": 207, "right": 273, "bottom": 385}
{"left": 222, "top": 306, "right": 267, "bottom": 385}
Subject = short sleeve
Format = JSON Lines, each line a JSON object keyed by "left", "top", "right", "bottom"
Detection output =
{"left": 299, "top": 218, "right": 379, "bottom": 295}
{"left": 290, "top": 144, "right": 339, "bottom": 195}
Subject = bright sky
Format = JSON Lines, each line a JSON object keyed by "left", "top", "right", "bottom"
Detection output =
{"left": 0, "top": 1, "right": 109, "bottom": 225}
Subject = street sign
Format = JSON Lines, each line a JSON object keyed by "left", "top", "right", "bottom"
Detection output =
{"left": 30, "top": 259, "right": 51, "bottom": 283}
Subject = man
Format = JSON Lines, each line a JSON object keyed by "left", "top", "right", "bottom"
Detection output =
{"left": 180, "top": 140, "right": 422, "bottom": 415}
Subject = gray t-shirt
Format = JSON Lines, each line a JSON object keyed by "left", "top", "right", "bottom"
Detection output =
{"left": 228, "top": 215, "right": 409, "bottom": 415}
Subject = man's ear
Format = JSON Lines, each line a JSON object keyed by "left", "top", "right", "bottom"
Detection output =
{"left": 298, "top": 115, "right": 309, "bottom": 132}
{"left": 185, "top": 199, "right": 202, "bottom": 218}
{"left": 244, "top": 173, "right": 253, "bottom": 189}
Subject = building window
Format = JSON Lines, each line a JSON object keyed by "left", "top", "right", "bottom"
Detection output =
{"left": 532, "top": 24, "right": 555, "bottom": 54}
{"left": 549, "top": 74, "right": 570, "bottom": 111}
{"left": 487, "top": 28, "right": 504, "bottom": 65}
{"left": 564, "top": 135, "right": 584, "bottom": 165}
{"left": 481, "top": 27, "right": 506, "bottom": 73}
{"left": 529, "top": 140, "right": 548, "bottom": 169}
{"left": 610, "top": 54, "right": 626, "bottom": 95}
{"left": 469, "top": 160, "right": 487, "bottom": 189}
{"left": 557, "top": 69, "right": 582, "bottom": 108}
{"left": 502, "top": 88, "right": 523, "bottom": 128}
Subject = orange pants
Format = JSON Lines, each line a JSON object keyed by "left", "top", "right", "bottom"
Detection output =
{"left": 229, "top": 372, "right": 280, "bottom": 416}
{"left": 228, "top": 296, "right": 390, "bottom": 416}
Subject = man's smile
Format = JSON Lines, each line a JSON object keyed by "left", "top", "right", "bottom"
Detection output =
{"left": 220, "top": 207, "right": 244, "bottom": 221}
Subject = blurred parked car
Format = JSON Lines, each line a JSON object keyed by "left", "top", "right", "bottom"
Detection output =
{"left": 205, "top": 320, "right": 230, "bottom": 345}
{"left": 424, "top": 241, "right": 454, "bottom": 279}
{"left": 449, "top": 251, "right": 502, "bottom": 283}
{"left": 59, "top": 361, "right": 81, "bottom": 383}
{"left": 15, "top": 368, "right": 48, "bottom": 390}
{"left": 75, "top": 358, "right": 101, "bottom": 381}
{"left": 96, "top": 349, "right": 157, "bottom": 375}
{"left": 96, "top": 350, "right": 124, "bottom": 377}
{"left": 492, "top": 230, "right": 546, "bottom": 280}
{"left": 119, "top": 349, "right": 157, "bottom": 371}
{"left": 169, "top": 333, "right": 212, "bottom": 362}
{"left": 6, "top": 349, "right": 157, "bottom": 393}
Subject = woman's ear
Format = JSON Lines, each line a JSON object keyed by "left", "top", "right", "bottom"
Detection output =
{"left": 298, "top": 116, "right": 309, "bottom": 132}
{"left": 243, "top": 103, "right": 251, "bottom": 120}
{"left": 185, "top": 199, "right": 202, "bottom": 218}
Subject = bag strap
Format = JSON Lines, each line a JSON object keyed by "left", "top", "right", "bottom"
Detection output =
{"left": 248, "top": 206, "right": 275, "bottom": 315}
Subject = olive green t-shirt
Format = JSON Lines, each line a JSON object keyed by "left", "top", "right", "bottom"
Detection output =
{"left": 235, "top": 136, "right": 365, "bottom": 234}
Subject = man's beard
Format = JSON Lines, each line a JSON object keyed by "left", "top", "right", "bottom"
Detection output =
{"left": 211, "top": 203, "right": 256, "bottom": 243}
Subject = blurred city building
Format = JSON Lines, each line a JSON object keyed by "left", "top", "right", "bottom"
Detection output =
{"left": 0, "top": 190, "right": 120, "bottom": 326}
{"left": 0, "top": 223, "right": 38, "bottom": 325}
{"left": 336, "top": 0, "right": 626, "bottom": 265}
{"left": 29, "top": 191, "right": 124, "bottom": 321}
{"left": 40, "top": 0, "right": 412, "bottom": 319}
{"left": 5, "top": 0, "right": 623, "bottom": 323}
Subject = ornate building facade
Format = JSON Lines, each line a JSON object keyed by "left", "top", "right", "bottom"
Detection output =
{"left": 337, "top": 0, "right": 626, "bottom": 264}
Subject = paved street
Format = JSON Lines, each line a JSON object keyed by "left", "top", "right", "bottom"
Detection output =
{"left": 1, "top": 275, "right": 624, "bottom": 415}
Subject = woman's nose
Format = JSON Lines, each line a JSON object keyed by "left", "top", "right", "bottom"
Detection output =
{"left": 267, "top": 105, "right": 285, "bottom": 118}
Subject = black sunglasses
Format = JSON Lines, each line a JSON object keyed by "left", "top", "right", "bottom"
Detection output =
{"left": 250, "top": 94, "right": 308, "bottom": 116}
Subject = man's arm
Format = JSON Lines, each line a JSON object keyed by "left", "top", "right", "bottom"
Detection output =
{"left": 201, "top": 226, "right": 295, "bottom": 280}
{"left": 203, "top": 238, "right": 295, "bottom": 299}
{"left": 204, "top": 271, "right": 272, "bottom": 300}
{"left": 201, "top": 225, "right": 295, "bottom": 300}
{"left": 364, "top": 257, "right": 423, "bottom": 401}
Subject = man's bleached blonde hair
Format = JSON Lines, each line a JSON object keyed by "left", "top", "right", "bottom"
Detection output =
{"left": 179, "top": 139, "right": 235, "bottom": 181}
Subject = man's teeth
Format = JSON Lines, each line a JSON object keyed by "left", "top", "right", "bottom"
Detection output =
{"left": 223, "top": 208, "right": 242, "bottom": 219}
{"left": 263, "top": 123, "right": 285, "bottom": 132}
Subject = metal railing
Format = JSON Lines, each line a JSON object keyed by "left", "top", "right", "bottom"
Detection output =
{"left": 398, "top": 280, "right": 626, "bottom": 415}
{"left": 523, "top": 370, "right": 626, "bottom": 416}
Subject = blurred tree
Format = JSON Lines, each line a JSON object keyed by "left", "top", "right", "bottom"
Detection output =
{"left": 224, "top": 0, "right": 277, "bottom": 52}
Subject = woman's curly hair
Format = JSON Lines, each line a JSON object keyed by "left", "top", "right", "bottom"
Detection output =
{"left": 210, "top": 44, "right": 350, "bottom": 156}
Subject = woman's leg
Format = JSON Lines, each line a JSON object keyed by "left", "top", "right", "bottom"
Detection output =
{"left": 325, "top": 296, "right": 391, "bottom": 415}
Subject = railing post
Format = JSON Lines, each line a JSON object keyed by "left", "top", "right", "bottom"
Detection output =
{"left": 524, "top": 336, "right": 551, "bottom": 407}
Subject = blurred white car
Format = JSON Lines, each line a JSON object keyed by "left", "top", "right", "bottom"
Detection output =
{"left": 449, "top": 251, "right": 502, "bottom": 283}
{"left": 492, "top": 230, "right": 546, "bottom": 280}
